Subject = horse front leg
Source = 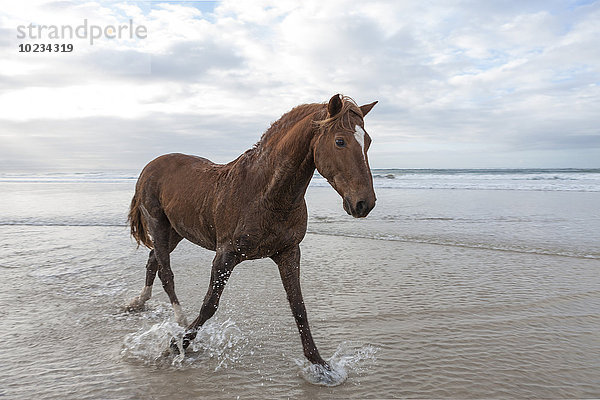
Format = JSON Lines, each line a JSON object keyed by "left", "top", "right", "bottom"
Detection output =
{"left": 176, "top": 250, "right": 239, "bottom": 351}
{"left": 272, "top": 245, "right": 328, "bottom": 368}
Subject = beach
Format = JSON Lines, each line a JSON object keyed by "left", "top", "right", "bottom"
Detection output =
{"left": 1, "top": 170, "right": 599, "bottom": 399}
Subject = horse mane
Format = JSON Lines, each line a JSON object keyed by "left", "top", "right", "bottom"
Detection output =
{"left": 315, "top": 95, "right": 363, "bottom": 133}
{"left": 253, "top": 103, "right": 324, "bottom": 151}
{"left": 252, "top": 95, "right": 362, "bottom": 152}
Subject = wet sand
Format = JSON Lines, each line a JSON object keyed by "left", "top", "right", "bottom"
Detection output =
{"left": 1, "top": 224, "right": 599, "bottom": 399}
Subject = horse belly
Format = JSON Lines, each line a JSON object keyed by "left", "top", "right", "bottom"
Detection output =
{"left": 171, "top": 216, "right": 217, "bottom": 250}
{"left": 159, "top": 199, "right": 217, "bottom": 250}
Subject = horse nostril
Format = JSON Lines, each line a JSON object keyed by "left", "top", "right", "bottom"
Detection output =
{"left": 356, "top": 200, "right": 366, "bottom": 215}
{"left": 343, "top": 197, "right": 351, "bottom": 214}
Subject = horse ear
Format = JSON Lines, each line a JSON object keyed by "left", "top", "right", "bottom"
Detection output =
{"left": 327, "top": 94, "right": 343, "bottom": 117}
{"left": 360, "top": 101, "right": 378, "bottom": 117}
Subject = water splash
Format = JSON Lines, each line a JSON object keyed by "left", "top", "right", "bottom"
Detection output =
{"left": 120, "top": 318, "right": 249, "bottom": 370}
{"left": 121, "top": 320, "right": 186, "bottom": 367}
{"left": 187, "top": 318, "right": 249, "bottom": 370}
{"left": 295, "top": 342, "right": 378, "bottom": 386}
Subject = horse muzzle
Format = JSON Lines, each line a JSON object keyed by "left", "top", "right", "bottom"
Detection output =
{"left": 343, "top": 196, "right": 375, "bottom": 218}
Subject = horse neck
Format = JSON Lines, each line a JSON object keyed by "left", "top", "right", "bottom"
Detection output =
{"left": 259, "top": 113, "right": 318, "bottom": 209}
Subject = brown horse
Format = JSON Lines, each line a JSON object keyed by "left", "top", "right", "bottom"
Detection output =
{"left": 127, "top": 94, "right": 377, "bottom": 369}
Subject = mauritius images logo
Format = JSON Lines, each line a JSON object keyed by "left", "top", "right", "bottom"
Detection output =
{"left": 16, "top": 19, "right": 147, "bottom": 45}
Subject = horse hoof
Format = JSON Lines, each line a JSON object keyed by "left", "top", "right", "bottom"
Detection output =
{"left": 321, "top": 361, "right": 332, "bottom": 371}
{"left": 124, "top": 304, "right": 145, "bottom": 312}
{"left": 167, "top": 337, "right": 190, "bottom": 355}
{"left": 124, "top": 297, "right": 145, "bottom": 312}
{"left": 169, "top": 338, "right": 181, "bottom": 355}
{"left": 169, "top": 334, "right": 192, "bottom": 355}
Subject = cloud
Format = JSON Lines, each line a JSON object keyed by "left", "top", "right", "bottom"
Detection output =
{"left": 0, "top": 113, "right": 266, "bottom": 171}
{"left": 149, "top": 39, "right": 244, "bottom": 80}
{"left": 0, "top": 0, "right": 599, "bottom": 169}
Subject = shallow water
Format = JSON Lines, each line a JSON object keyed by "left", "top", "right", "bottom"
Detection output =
{"left": 1, "top": 175, "right": 599, "bottom": 398}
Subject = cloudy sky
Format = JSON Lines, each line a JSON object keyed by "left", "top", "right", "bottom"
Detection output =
{"left": 1, "top": 0, "right": 599, "bottom": 170}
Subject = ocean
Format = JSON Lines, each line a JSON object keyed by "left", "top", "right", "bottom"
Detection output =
{"left": 1, "top": 168, "right": 599, "bottom": 398}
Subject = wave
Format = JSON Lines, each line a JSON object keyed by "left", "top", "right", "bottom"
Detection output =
{"left": 3, "top": 220, "right": 597, "bottom": 260}
{"left": 308, "top": 168, "right": 600, "bottom": 192}
{"left": 0, "top": 221, "right": 126, "bottom": 227}
{"left": 3, "top": 169, "right": 600, "bottom": 191}
{"left": 305, "top": 230, "right": 600, "bottom": 260}
{"left": 0, "top": 171, "right": 137, "bottom": 183}
{"left": 371, "top": 168, "right": 600, "bottom": 175}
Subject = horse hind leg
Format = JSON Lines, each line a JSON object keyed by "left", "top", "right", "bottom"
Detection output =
{"left": 126, "top": 249, "right": 158, "bottom": 311}
{"left": 152, "top": 221, "right": 187, "bottom": 326}
{"left": 127, "top": 225, "right": 184, "bottom": 326}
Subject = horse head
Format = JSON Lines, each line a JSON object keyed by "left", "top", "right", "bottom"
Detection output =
{"left": 313, "top": 94, "right": 378, "bottom": 218}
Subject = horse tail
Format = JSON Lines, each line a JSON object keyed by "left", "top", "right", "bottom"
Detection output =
{"left": 128, "top": 192, "right": 154, "bottom": 249}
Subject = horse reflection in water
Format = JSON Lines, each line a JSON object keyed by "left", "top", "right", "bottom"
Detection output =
{"left": 127, "top": 94, "right": 377, "bottom": 370}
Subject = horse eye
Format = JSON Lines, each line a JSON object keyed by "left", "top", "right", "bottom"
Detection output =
{"left": 335, "top": 138, "right": 345, "bottom": 147}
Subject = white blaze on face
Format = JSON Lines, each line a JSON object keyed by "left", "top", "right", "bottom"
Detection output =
{"left": 354, "top": 125, "right": 367, "bottom": 162}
